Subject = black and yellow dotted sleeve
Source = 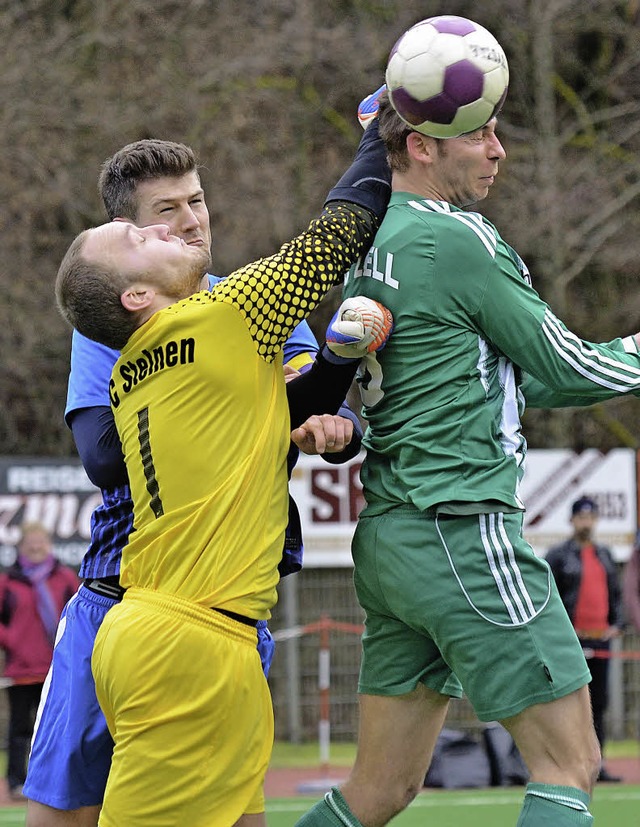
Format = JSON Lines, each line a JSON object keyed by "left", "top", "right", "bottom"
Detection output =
{"left": 202, "top": 201, "right": 377, "bottom": 362}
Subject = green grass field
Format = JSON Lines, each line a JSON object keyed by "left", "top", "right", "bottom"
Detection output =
{"left": 0, "top": 786, "right": 638, "bottom": 826}
{"left": 264, "top": 740, "right": 640, "bottom": 825}
{"left": 264, "top": 786, "right": 640, "bottom": 827}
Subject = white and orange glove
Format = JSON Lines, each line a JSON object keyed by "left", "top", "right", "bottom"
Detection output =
{"left": 325, "top": 296, "right": 393, "bottom": 360}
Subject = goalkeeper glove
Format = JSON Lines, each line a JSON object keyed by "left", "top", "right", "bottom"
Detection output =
{"left": 325, "top": 296, "right": 393, "bottom": 360}
{"left": 357, "top": 84, "right": 387, "bottom": 130}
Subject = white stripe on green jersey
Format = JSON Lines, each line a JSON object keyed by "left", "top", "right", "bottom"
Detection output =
{"left": 344, "top": 193, "right": 640, "bottom": 516}
{"left": 542, "top": 309, "right": 640, "bottom": 390}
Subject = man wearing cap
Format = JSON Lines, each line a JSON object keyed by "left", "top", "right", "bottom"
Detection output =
{"left": 546, "top": 496, "right": 624, "bottom": 782}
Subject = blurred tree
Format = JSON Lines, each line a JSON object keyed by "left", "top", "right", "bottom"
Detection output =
{"left": 0, "top": 0, "right": 639, "bottom": 454}
{"left": 484, "top": 0, "right": 640, "bottom": 448}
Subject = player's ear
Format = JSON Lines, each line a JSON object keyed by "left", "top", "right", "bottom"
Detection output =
{"left": 121, "top": 286, "right": 155, "bottom": 312}
{"left": 406, "top": 131, "right": 437, "bottom": 164}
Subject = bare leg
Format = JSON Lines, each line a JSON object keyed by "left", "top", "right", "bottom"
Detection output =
{"left": 26, "top": 802, "right": 101, "bottom": 827}
{"left": 502, "top": 685, "right": 600, "bottom": 793}
{"left": 340, "top": 684, "right": 450, "bottom": 827}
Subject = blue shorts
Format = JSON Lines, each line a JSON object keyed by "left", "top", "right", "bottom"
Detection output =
{"left": 24, "top": 585, "right": 117, "bottom": 809}
{"left": 256, "top": 620, "right": 275, "bottom": 677}
{"left": 24, "top": 584, "right": 276, "bottom": 810}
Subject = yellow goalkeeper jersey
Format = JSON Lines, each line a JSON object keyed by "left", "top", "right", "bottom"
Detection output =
{"left": 109, "top": 203, "right": 374, "bottom": 618}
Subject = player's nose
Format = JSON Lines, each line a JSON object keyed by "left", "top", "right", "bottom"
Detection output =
{"left": 145, "top": 224, "right": 171, "bottom": 239}
{"left": 488, "top": 133, "right": 506, "bottom": 160}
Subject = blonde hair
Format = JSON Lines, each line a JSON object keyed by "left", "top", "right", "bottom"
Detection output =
{"left": 18, "top": 521, "right": 51, "bottom": 544}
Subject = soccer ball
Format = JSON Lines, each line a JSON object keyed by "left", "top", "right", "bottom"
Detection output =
{"left": 385, "top": 16, "right": 509, "bottom": 138}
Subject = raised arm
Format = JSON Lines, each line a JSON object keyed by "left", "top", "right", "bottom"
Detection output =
{"left": 211, "top": 119, "right": 391, "bottom": 361}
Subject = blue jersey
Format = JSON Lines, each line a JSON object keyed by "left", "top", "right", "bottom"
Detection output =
{"left": 66, "top": 275, "right": 318, "bottom": 579}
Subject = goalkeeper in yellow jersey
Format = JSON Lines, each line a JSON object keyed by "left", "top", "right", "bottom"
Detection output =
{"left": 54, "top": 120, "right": 391, "bottom": 827}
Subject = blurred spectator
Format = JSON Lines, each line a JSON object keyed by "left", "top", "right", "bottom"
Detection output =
{"left": 623, "top": 531, "right": 640, "bottom": 632}
{"left": 545, "top": 496, "right": 624, "bottom": 783}
{"left": 0, "top": 523, "right": 79, "bottom": 800}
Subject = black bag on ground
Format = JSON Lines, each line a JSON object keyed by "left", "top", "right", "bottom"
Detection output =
{"left": 483, "top": 722, "right": 529, "bottom": 786}
{"left": 424, "top": 728, "right": 492, "bottom": 789}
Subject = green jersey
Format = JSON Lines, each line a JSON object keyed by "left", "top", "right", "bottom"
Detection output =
{"left": 343, "top": 192, "right": 640, "bottom": 516}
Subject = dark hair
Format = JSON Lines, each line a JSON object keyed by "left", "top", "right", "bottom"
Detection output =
{"left": 378, "top": 92, "right": 447, "bottom": 172}
{"left": 98, "top": 139, "right": 199, "bottom": 220}
{"left": 55, "top": 230, "right": 139, "bottom": 351}
{"left": 571, "top": 495, "right": 599, "bottom": 516}
{"left": 377, "top": 92, "right": 414, "bottom": 173}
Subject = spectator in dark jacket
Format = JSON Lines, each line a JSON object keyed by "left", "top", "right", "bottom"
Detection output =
{"left": 545, "top": 496, "right": 624, "bottom": 783}
{"left": 0, "top": 523, "right": 79, "bottom": 800}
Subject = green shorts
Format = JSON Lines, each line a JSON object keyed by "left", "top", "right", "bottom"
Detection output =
{"left": 352, "top": 507, "right": 590, "bottom": 721}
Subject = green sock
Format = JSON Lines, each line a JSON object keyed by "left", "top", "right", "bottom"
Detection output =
{"left": 517, "top": 783, "right": 593, "bottom": 826}
{"left": 294, "top": 787, "right": 364, "bottom": 827}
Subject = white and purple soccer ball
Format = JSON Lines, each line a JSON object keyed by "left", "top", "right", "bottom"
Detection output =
{"left": 385, "top": 16, "right": 509, "bottom": 139}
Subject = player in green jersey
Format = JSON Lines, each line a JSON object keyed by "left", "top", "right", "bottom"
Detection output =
{"left": 295, "top": 92, "right": 640, "bottom": 827}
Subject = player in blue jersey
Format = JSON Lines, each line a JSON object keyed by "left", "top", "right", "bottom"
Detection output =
{"left": 25, "top": 126, "right": 390, "bottom": 827}
{"left": 295, "top": 91, "right": 640, "bottom": 827}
